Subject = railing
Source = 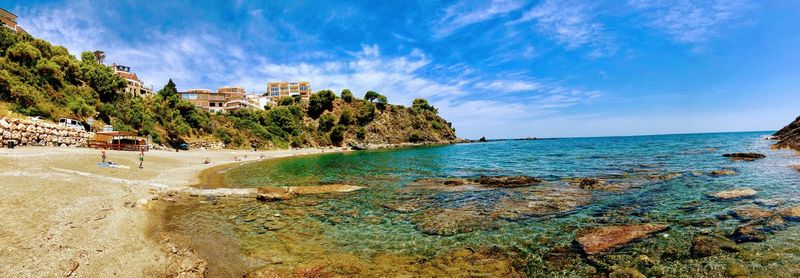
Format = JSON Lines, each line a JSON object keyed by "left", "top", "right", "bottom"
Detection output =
{"left": 89, "top": 141, "right": 149, "bottom": 152}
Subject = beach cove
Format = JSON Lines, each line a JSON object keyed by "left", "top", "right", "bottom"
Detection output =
{"left": 0, "top": 145, "right": 346, "bottom": 277}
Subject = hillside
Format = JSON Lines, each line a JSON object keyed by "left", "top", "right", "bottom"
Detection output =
{"left": 0, "top": 28, "right": 458, "bottom": 149}
{"left": 773, "top": 115, "right": 800, "bottom": 151}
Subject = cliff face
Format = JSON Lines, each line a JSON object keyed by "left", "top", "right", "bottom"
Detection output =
{"left": 773, "top": 116, "right": 800, "bottom": 151}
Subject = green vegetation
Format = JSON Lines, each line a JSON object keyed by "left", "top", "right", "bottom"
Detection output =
{"left": 0, "top": 29, "right": 457, "bottom": 149}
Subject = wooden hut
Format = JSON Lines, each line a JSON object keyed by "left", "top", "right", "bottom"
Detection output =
{"left": 89, "top": 131, "right": 148, "bottom": 151}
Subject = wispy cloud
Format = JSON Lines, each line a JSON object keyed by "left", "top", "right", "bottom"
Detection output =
{"left": 629, "top": 0, "right": 754, "bottom": 44}
{"left": 433, "top": 0, "right": 525, "bottom": 38}
{"left": 474, "top": 80, "right": 541, "bottom": 92}
{"left": 512, "top": 0, "right": 613, "bottom": 56}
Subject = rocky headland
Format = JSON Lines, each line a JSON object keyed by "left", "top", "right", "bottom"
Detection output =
{"left": 773, "top": 115, "right": 800, "bottom": 151}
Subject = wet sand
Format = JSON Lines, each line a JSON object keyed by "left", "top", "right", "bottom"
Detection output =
{"left": 0, "top": 146, "right": 340, "bottom": 277}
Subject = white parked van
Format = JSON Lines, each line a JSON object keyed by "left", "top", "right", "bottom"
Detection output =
{"left": 58, "top": 118, "right": 86, "bottom": 131}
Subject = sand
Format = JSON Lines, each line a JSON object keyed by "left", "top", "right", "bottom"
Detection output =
{"left": 0, "top": 146, "right": 340, "bottom": 277}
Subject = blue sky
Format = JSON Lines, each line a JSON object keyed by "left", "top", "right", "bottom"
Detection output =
{"left": 11, "top": 0, "right": 800, "bottom": 139}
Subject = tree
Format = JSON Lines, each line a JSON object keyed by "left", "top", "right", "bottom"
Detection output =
{"left": 341, "top": 89, "right": 354, "bottom": 102}
{"left": 364, "top": 91, "right": 380, "bottom": 102}
{"left": 158, "top": 79, "right": 179, "bottom": 99}
{"left": 412, "top": 98, "right": 438, "bottom": 114}
{"left": 376, "top": 95, "right": 388, "bottom": 110}
{"left": 308, "top": 90, "right": 336, "bottom": 118}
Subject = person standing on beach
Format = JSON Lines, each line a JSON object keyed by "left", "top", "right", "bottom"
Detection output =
{"left": 101, "top": 150, "right": 107, "bottom": 163}
{"left": 138, "top": 150, "right": 144, "bottom": 169}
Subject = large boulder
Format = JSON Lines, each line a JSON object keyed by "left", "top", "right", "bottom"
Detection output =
{"left": 574, "top": 224, "right": 669, "bottom": 254}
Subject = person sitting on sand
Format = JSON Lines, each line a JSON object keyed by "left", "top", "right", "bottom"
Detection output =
{"left": 202, "top": 158, "right": 211, "bottom": 164}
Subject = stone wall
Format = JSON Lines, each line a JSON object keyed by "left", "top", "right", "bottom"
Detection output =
{"left": 0, "top": 117, "right": 94, "bottom": 148}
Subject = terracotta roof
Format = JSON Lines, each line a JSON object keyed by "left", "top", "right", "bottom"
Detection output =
{"left": 116, "top": 71, "right": 140, "bottom": 82}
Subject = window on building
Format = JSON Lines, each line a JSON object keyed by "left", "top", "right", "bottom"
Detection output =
{"left": 299, "top": 86, "right": 308, "bottom": 91}
{"left": 210, "top": 103, "right": 216, "bottom": 107}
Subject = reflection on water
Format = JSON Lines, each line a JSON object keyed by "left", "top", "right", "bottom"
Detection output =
{"left": 159, "top": 132, "right": 800, "bottom": 277}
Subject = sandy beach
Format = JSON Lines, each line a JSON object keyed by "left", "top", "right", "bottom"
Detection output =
{"left": 0, "top": 146, "right": 339, "bottom": 277}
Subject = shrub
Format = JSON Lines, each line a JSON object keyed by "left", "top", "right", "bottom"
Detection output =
{"left": 412, "top": 98, "right": 438, "bottom": 114}
{"left": 318, "top": 113, "right": 337, "bottom": 132}
{"left": 339, "top": 108, "right": 354, "bottom": 125}
{"left": 330, "top": 124, "right": 347, "bottom": 146}
{"left": 356, "top": 126, "right": 366, "bottom": 140}
{"left": 357, "top": 101, "right": 376, "bottom": 125}
{"left": 376, "top": 95, "right": 388, "bottom": 110}
{"left": 341, "top": 89, "right": 354, "bottom": 102}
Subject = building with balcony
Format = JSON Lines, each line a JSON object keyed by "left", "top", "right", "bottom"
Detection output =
{"left": 179, "top": 86, "right": 257, "bottom": 113}
{"left": 111, "top": 64, "right": 154, "bottom": 97}
{"left": 265, "top": 81, "right": 311, "bottom": 103}
{"left": 0, "top": 8, "right": 26, "bottom": 34}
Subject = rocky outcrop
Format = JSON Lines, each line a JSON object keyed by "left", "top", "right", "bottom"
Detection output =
{"left": 0, "top": 117, "right": 93, "bottom": 148}
{"left": 773, "top": 115, "right": 800, "bottom": 151}
{"left": 710, "top": 169, "right": 736, "bottom": 176}
{"left": 722, "top": 153, "right": 766, "bottom": 161}
{"left": 690, "top": 234, "right": 739, "bottom": 258}
{"left": 473, "top": 176, "right": 543, "bottom": 188}
{"left": 574, "top": 224, "right": 669, "bottom": 254}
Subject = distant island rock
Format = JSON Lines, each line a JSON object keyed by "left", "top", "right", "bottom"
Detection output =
{"left": 773, "top": 115, "right": 800, "bottom": 151}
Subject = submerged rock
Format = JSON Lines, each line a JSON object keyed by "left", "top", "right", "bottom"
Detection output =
{"left": 730, "top": 224, "right": 767, "bottom": 243}
{"left": 708, "top": 188, "right": 757, "bottom": 200}
{"left": 722, "top": 153, "right": 766, "bottom": 161}
{"left": 574, "top": 224, "right": 669, "bottom": 254}
{"left": 709, "top": 169, "right": 737, "bottom": 176}
{"left": 778, "top": 206, "right": 800, "bottom": 220}
{"left": 493, "top": 187, "right": 591, "bottom": 220}
{"left": 608, "top": 267, "right": 646, "bottom": 278}
{"left": 473, "top": 176, "right": 543, "bottom": 188}
{"left": 690, "top": 234, "right": 740, "bottom": 258}
{"left": 413, "top": 208, "right": 494, "bottom": 236}
{"left": 568, "top": 178, "right": 604, "bottom": 189}
{"left": 288, "top": 184, "right": 363, "bottom": 194}
{"left": 730, "top": 206, "right": 773, "bottom": 221}
{"left": 256, "top": 188, "right": 293, "bottom": 202}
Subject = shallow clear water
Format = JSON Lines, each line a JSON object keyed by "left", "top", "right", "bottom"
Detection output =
{"left": 162, "top": 131, "right": 800, "bottom": 277}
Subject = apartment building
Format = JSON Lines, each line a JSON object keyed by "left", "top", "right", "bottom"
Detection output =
{"left": 179, "top": 86, "right": 255, "bottom": 113}
{"left": 265, "top": 81, "right": 311, "bottom": 102}
{"left": 111, "top": 64, "right": 154, "bottom": 97}
{"left": 0, "top": 8, "right": 26, "bottom": 34}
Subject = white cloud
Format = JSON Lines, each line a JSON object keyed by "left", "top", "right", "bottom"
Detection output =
{"left": 629, "top": 0, "right": 754, "bottom": 44}
{"left": 512, "top": 0, "right": 610, "bottom": 53}
{"left": 474, "top": 80, "right": 541, "bottom": 92}
{"left": 433, "top": 0, "right": 525, "bottom": 38}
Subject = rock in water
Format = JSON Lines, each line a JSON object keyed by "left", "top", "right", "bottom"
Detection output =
{"left": 708, "top": 188, "right": 757, "bottom": 200}
{"left": 722, "top": 153, "right": 766, "bottom": 161}
{"left": 709, "top": 169, "right": 736, "bottom": 176}
{"left": 730, "top": 224, "right": 767, "bottom": 243}
{"left": 574, "top": 224, "right": 669, "bottom": 254}
{"left": 690, "top": 234, "right": 740, "bottom": 258}
{"left": 779, "top": 206, "right": 800, "bottom": 221}
{"left": 730, "top": 206, "right": 773, "bottom": 221}
{"left": 256, "top": 188, "right": 293, "bottom": 202}
{"left": 473, "top": 176, "right": 542, "bottom": 188}
{"left": 413, "top": 208, "right": 493, "bottom": 236}
{"left": 772, "top": 115, "right": 800, "bottom": 151}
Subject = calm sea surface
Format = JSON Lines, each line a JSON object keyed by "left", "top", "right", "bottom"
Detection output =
{"left": 160, "top": 131, "right": 800, "bottom": 277}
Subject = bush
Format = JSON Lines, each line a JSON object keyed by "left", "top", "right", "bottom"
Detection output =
{"left": 356, "top": 126, "right": 366, "bottom": 140}
{"left": 376, "top": 95, "right": 388, "bottom": 110}
{"left": 412, "top": 98, "right": 438, "bottom": 114}
{"left": 341, "top": 89, "right": 354, "bottom": 102}
{"left": 308, "top": 89, "right": 336, "bottom": 118}
{"left": 330, "top": 124, "right": 347, "bottom": 146}
{"left": 318, "top": 113, "right": 337, "bottom": 132}
{"left": 339, "top": 108, "right": 354, "bottom": 125}
{"left": 357, "top": 101, "right": 376, "bottom": 125}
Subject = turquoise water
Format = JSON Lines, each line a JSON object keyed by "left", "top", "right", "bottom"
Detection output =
{"left": 164, "top": 131, "right": 800, "bottom": 277}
